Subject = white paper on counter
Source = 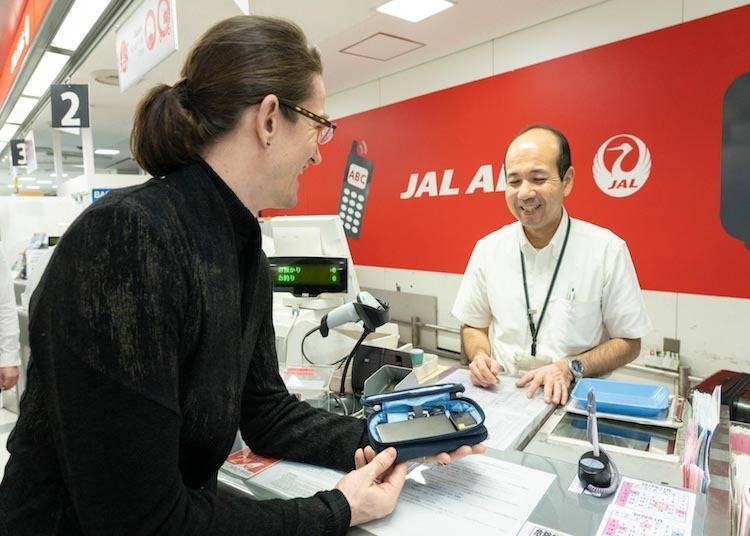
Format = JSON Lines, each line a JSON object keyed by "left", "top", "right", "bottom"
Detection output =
{"left": 594, "top": 504, "right": 691, "bottom": 536}
{"left": 442, "top": 368, "right": 553, "bottom": 451}
{"left": 249, "top": 459, "right": 344, "bottom": 499}
{"left": 518, "top": 521, "right": 573, "bottom": 536}
{"left": 364, "top": 455, "right": 556, "bottom": 536}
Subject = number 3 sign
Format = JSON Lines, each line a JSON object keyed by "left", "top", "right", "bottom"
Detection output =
{"left": 50, "top": 84, "right": 90, "bottom": 128}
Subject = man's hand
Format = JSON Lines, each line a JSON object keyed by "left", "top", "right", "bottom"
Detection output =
{"left": 515, "top": 361, "right": 573, "bottom": 405}
{"left": 0, "top": 366, "right": 19, "bottom": 390}
{"left": 337, "top": 447, "right": 408, "bottom": 526}
{"left": 355, "top": 444, "right": 485, "bottom": 469}
{"left": 469, "top": 352, "right": 502, "bottom": 387}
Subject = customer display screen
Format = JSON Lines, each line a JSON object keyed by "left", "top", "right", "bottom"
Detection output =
{"left": 268, "top": 257, "right": 348, "bottom": 296}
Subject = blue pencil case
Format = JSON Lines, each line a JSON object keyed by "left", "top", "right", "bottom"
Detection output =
{"left": 362, "top": 383, "right": 488, "bottom": 463}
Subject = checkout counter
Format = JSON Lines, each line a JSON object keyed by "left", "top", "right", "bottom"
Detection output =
{"left": 218, "top": 365, "right": 725, "bottom": 535}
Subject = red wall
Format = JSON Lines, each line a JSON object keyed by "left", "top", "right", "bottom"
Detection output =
{"left": 272, "top": 6, "right": 750, "bottom": 299}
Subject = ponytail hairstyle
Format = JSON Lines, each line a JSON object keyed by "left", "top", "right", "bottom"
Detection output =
{"left": 131, "top": 16, "right": 322, "bottom": 177}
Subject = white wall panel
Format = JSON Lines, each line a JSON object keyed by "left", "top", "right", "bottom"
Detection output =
{"left": 327, "top": 80, "right": 380, "bottom": 120}
{"left": 359, "top": 266, "right": 464, "bottom": 352}
{"left": 492, "top": 0, "right": 682, "bottom": 75}
{"left": 640, "top": 290, "right": 678, "bottom": 352}
{"left": 676, "top": 293, "right": 750, "bottom": 378}
{"left": 683, "top": 0, "right": 750, "bottom": 21}
{"left": 379, "top": 42, "right": 493, "bottom": 107}
{"left": 354, "top": 264, "right": 387, "bottom": 290}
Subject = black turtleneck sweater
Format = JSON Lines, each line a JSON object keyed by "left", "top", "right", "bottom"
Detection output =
{"left": 0, "top": 161, "right": 368, "bottom": 535}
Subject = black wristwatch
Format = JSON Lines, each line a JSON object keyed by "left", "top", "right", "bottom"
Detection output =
{"left": 568, "top": 358, "right": 584, "bottom": 381}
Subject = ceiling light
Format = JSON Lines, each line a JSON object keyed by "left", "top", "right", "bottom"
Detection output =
{"left": 49, "top": 172, "right": 69, "bottom": 178}
{"left": 25, "top": 185, "right": 41, "bottom": 190}
{"left": 38, "top": 179, "right": 53, "bottom": 185}
{"left": 18, "top": 176, "right": 36, "bottom": 182}
{"left": 0, "top": 124, "right": 20, "bottom": 142}
{"left": 6, "top": 96, "right": 39, "bottom": 124}
{"left": 94, "top": 149, "right": 120, "bottom": 156}
{"left": 21, "top": 51, "right": 70, "bottom": 97}
{"left": 52, "top": 184, "right": 58, "bottom": 189}
{"left": 376, "top": 0, "right": 454, "bottom": 23}
{"left": 51, "top": 0, "right": 111, "bottom": 51}
{"left": 6, "top": 185, "right": 14, "bottom": 189}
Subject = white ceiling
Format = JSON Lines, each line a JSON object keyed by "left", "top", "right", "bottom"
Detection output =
{"left": 4, "top": 0, "right": 603, "bottom": 193}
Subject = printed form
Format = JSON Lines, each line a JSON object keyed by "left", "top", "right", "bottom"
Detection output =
{"left": 595, "top": 477, "right": 696, "bottom": 536}
{"left": 365, "top": 456, "right": 556, "bottom": 536}
{"left": 441, "top": 368, "right": 553, "bottom": 451}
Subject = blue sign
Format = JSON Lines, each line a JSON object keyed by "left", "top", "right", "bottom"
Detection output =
{"left": 92, "top": 188, "right": 110, "bottom": 202}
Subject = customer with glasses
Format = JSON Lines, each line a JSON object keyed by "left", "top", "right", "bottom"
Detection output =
{"left": 0, "top": 15, "right": 481, "bottom": 535}
{"left": 453, "top": 125, "right": 652, "bottom": 406}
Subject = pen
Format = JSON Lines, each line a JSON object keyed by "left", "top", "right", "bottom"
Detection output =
{"left": 588, "top": 389, "right": 600, "bottom": 457}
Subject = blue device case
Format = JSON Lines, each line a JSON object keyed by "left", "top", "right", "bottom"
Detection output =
{"left": 362, "top": 383, "right": 488, "bottom": 463}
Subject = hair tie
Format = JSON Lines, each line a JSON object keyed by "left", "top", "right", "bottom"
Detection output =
{"left": 173, "top": 78, "right": 191, "bottom": 104}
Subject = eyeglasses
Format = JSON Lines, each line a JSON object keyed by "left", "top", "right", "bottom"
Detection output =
{"left": 278, "top": 98, "right": 336, "bottom": 145}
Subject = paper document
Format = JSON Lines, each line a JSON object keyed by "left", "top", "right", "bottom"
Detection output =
{"left": 221, "top": 447, "right": 278, "bottom": 480}
{"left": 442, "top": 368, "right": 553, "bottom": 451}
{"left": 518, "top": 521, "right": 572, "bottom": 536}
{"left": 729, "top": 426, "right": 750, "bottom": 536}
{"left": 248, "top": 459, "right": 344, "bottom": 499}
{"left": 595, "top": 477, "right": 695, "bottom": 536}
{"left": 595, "top": 505, "right": 690, "bottom": 536}
{"left": 364, "top": 455, "right": 556, "bottom": 536}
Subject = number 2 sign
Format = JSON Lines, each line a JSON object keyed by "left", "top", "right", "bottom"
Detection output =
{"left": 50, "top": 84, "right": 90, "bottom": 128}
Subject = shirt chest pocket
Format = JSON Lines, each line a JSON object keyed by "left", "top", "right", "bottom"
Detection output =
{"left": 549, "top": 297, "right": 603, "bottom": 355}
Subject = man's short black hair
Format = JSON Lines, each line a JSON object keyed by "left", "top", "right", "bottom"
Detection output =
{"left": 507, "top": 124, "right": 572, "bottom": 180}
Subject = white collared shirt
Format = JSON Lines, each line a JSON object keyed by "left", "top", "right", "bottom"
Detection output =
{"left": 452, "top": 209, "right": 652, "bottom": 375}
{"left": 0, "top": 246, "right": 20, "bottom": 368}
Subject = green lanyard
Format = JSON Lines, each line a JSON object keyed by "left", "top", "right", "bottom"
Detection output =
{"left": 520, "top": 216, "right": 571, "bottom": 357}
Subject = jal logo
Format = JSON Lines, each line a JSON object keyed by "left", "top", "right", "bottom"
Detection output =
{"left": 592, "top": 134, "right": 652, "bottom": 198}
{"left": 347, "top": 163, "right": 368, "bottom": 189}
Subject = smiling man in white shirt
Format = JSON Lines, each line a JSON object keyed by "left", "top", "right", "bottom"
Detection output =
{"left": 452, "top": 125, "right": 652, "bottom": 405}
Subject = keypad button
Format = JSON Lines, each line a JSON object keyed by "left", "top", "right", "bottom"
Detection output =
{"left": 340, "top": 203, "right": 347, "bottom": 211}
{"left": 356, "top": 203, "right": 363, "bottom": 210}
{"left": 344, "top": 222, "right": 351, "bottom": 229}
{"left": 349, "top": 199, "right": 356, "bottom": 206}
{"left": 344, "top": 188, "right": 350, "bottom": 195}
{"left": 354, "top": 210, "right": 361, "bottom": 218}
{"left": 345, "top": 215, "right": 352, "bottom": 222}
{"left": 339, "top": 211, "right": 346, "bottom": 219}
{"left": 352, "top": 226, "right": 359, "bottom": 233}
{"left": 346, "top": 207, "right": 353, "bottom": 214}
{"left": 357, "top": 194, "right": 365, "bottom": 202}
